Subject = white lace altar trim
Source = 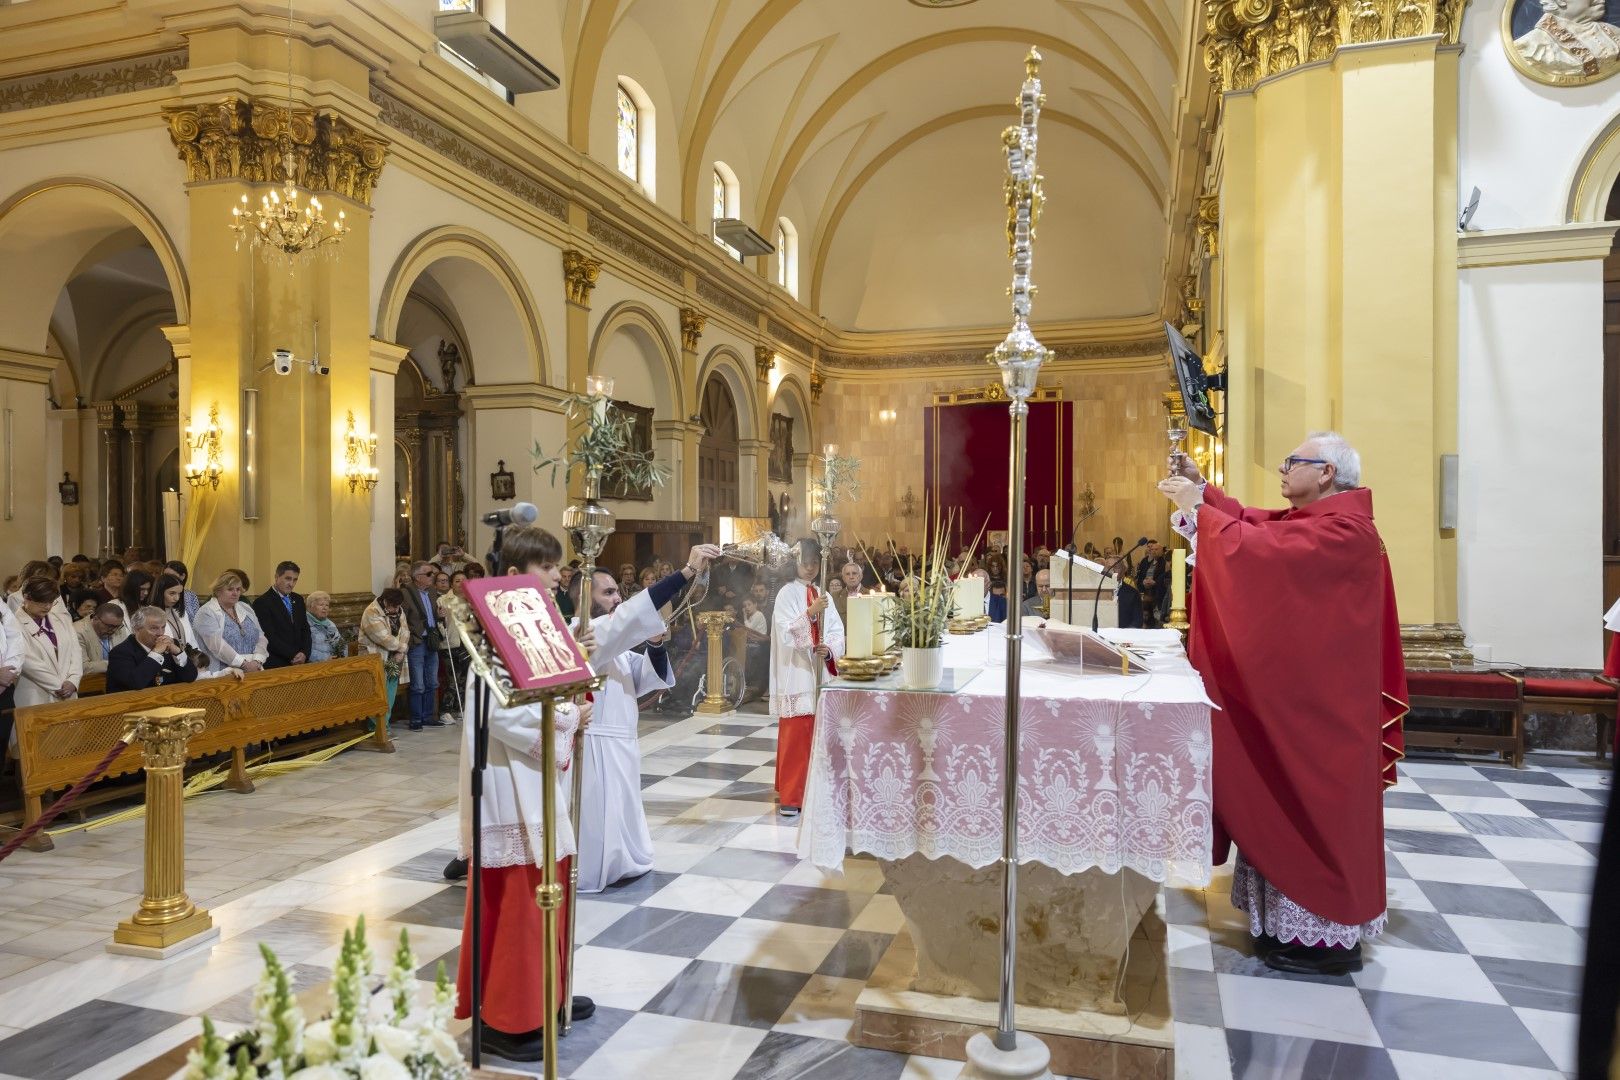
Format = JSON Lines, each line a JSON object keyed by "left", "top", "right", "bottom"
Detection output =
{"left": 1230, "top": 853, "right": 1386, "bottom": 948}
{"left": 803, "top": 688, "right": 1213, "bottom": 886}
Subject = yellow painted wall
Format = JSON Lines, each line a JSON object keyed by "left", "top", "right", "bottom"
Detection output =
{"left": 1218, "top": 39, "right": 1459, "bottom": 624}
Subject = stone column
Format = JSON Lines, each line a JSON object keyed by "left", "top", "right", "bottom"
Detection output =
{"left": 753, "top": 345, "right": 774, "bottom": 518}
{"left": 97, "top": 404, "right": 122, "bottom": 558}
{"left": 1205, "top": 1, "right": 1466, "bottom": 626}
{"left": 123, "top": 404, "right": 149, "bottom": 551}
{"left": 0, "top": 349, "right": 56, "bottom": 573}
{"left": 163, "top": 34, "right": 387, "bottom": 592}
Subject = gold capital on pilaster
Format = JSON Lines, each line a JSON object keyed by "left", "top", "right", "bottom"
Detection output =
{"left": 163, "top": 97, "right": 388, "bottom": 205}
{"left": 1180, "top": 274, "right": 1205, "bottom": 319}
{"left": 680, "top": 307, "right": 706, "bottom": 352}
{"left": 563, "top": 249, "right": 602, "bottom": 306}
{"left": 1197, "top": 195, "right": 1220, "bottom": 259}
{"left": 810, "top": 370, "right": 826, "bottom": 404}
{"left": 1203, "top": 0, "right": 1469, "bottom": 93}
{"left": 754, "top": 345, "right": 774, "bottom": 382}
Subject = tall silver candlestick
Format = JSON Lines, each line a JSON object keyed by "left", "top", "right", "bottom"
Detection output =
{"left": 961, "top": 47, "right": 1054, "bottom": 1080}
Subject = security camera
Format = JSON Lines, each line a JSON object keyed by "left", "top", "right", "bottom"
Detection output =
{"left": 308, "top": 359, "right": 330, "bottom": 376}
{"left": 272, "top": 348, "right": 294, "bottom": 376}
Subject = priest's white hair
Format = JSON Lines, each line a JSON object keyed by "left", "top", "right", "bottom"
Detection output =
{"left": 1307, "top": 431, "right": 1361, "bottom": 490}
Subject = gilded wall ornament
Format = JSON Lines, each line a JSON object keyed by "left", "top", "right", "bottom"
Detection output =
{"left": 754, "top": 345, "right": 775, "bottom": 381}
{"left": 679, "top": 307, "right": 706, "bottom": 352}
{"left": 163, "top": 97, "right": 387, "bottom": 205}
{"left": 562, "top": 249, "right": 602, "bottom": 306}
{"left": 0, "top": 50, "right": 185, "bottom": 114}
{"left": 1503, "top": 0, "right": 1620, "bottom": 86}
{"left": 1203, "top": 0, "right": 1469, "bottom": 93}
{"left": 1197, "top": 194, "right": 1221, "bottom": 259}
{"left": 810, "top": 370, "right": 826, "bottom": 403}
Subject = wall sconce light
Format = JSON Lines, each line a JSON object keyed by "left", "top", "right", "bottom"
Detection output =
{"left": 489, "top": 459, "right": 515, "bottom": 501}
{"left": 877, "top": 408, "right": 897, "bottom": 423}
{"left": 343, "top": 410, "right": 379, "bottom": 493}
{"left": 184, "top": 403, "right": 224, "bottom": 490}
{"left": 58, "top": 472, "right": 80, "bottom": 506}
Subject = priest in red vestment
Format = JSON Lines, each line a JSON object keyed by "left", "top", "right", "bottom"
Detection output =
{"left": 1159, "top": 431, "right": 1407, "bottom": 976}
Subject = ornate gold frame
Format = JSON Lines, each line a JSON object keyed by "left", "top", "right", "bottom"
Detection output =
{"left": 1501, "top": 0, "right": 1620, "bottom": 88}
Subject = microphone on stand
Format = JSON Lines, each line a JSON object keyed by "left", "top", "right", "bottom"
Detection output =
{"left": 481, "top": 502, "right": 538, "bottom": 527}
{"left": 1092, "top": 536, "right": 1150, "bottom": 633}
{"left": 481, "top": 502, "right": 539, "bottom": 575}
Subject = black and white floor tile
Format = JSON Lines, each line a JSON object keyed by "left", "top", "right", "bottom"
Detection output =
{"left": 0, "top": 705, "right": 1605, "bottom": 1079}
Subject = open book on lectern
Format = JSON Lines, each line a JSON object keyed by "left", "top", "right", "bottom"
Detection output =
{"left": 1028, "top": 622, "right": 1150, "bottom": 675}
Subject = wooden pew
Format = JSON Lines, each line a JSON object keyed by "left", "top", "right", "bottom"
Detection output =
{"left": 13, "top": 654, "right": 390, "bottom": 852}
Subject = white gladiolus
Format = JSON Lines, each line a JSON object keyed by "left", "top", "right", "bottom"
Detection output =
{"left": 286, "top": 1067, "right": 347, "bottom": 1080}
{"left": 423, "top": 1027, "right": 461, "bottom": 1066}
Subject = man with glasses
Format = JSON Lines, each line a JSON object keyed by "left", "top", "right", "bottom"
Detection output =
{"left": 401, "top": 561, "right": 444, "bottom": 731}
{"left": 1157, "top": 432, "right": 1407, "bottom": 977}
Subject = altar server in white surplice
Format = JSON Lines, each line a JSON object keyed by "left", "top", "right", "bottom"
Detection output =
{"left": 577, "top": 545, "right": 721, "bottom": 894}
{"left": 770, "top": 539, "right": 845, "bottom": 818}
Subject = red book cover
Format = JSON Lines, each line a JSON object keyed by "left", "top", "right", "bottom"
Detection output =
{"left": 461, "top": 575, "right": 593, "bottom": 691}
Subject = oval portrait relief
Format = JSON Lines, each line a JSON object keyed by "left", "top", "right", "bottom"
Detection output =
{"left": 1504, "top": 0, "right": 1620, "bottom": 86}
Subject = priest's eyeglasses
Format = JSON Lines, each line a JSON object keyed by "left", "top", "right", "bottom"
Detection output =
{"left": 1278, "top": 456, "right": 1328, "bottom": 474}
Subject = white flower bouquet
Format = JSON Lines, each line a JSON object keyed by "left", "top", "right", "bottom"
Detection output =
{"left": 185, "top": 916, "right": 467, "bottom": 1080}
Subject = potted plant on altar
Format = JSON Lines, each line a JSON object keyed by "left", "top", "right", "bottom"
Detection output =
{"left": 183, "top": 916, "right": 467, "bottom": 1080}
{"left": 885, "top": 511, "right": 984, "bottom": 690}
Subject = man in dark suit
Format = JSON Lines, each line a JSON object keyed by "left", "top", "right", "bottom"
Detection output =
{"left": 400, "top": 560, "right": 444, "bottom": 730}
{"left": 1134, "top": 542, "right": 1168, "bottom": 629}
{"left": 107, "top": 606, "right": 198, "bottom": 692}
{"left": 252, "top": 560, "right": 311, "bottom": 669}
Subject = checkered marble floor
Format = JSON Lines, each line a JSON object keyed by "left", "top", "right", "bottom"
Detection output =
{"left": 0, "top": 703, "right": 1605, "bottom": 1080}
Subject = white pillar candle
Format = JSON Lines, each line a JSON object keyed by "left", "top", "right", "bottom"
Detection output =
{"left": 874, "top": 593, "right": 895, "bottom": 653}
{"left": 1172, "top": 549, "right": 1187, "bottom": 611}
{"left": 953, "top": 576, "right": 984, "bottom": 620}
{"left": 845, "top": 594, "right": 877, "bottom": 659}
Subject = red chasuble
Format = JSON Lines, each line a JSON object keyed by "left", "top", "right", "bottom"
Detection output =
{"left": 1190, "top": 485, "right": 1408, "bottom": 928}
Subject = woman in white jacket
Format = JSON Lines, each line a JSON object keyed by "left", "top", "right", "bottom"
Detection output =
{"left": 14, "top": 576, "right": 83, "bottom": 708}
{"left": 192, "top": 571, "right": 269, "bottom": 677}
{"left": 359, "top": 587, "right": 410, "bottom": 730}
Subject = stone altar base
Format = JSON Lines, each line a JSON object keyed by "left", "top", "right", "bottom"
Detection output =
{"left": 852, "top": 855, "right": 1173, "bottom": 1079}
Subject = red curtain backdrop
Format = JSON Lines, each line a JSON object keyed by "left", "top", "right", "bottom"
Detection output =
{"left": 923, "top": 400, "right": 1073, "bottom": 553}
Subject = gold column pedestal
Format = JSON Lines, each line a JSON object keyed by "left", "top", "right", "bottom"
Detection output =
{"left": 111, "top": 707, "right": 216, "bottom": 956}
{"left": 695, "top": 611, "right": 736, "bottom": 715}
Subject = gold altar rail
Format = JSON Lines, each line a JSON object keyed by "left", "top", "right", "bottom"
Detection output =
{"left": 13, "top": 654, "right": 390, "bottom": 852}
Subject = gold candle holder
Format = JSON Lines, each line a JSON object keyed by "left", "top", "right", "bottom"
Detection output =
{"left": 110, "top": 707, "right": 217, "bottom": 956}
{"left": 695, "top": 610, "right": 736, "bottom": 714}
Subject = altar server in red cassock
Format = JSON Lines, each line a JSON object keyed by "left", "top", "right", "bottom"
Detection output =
{"left": 1159, "top": 431, "right": 1407, "bottom": 977}
{"left": 770, "top": 539, "right": 845, "bottom": 817}
{"left": 453, "top": 524, "right": 593, "bottom": 1063}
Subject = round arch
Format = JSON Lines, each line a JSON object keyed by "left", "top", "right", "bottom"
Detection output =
{"left": 1567, "top": 117, "right": 1620, "bottom": 223}
{"left": 695, "top": 345, "right": 759, "bottom": 441}
{"left": 769, "top": 372, "right": 814, "bottom": 450}
{"left": 0, "top": 178, "right": 190, "bottom": 353}
{"left": 88, "top": 297, "right": 179, "bottom": 400}
{"left": 588, "top": 300, "right": 686, "bottom": 419}
{"left": 376, "top": 226, "right": 550, "bottom": 387}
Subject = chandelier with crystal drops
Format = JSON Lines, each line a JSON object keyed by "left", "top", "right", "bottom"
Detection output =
{"left": 226, "top": 0, "right": 349, "bottom": 265}
{"left": 230, "top": 147, "right": 348, "bottom": 263}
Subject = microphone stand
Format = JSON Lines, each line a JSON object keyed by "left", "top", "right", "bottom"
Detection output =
{"left": 1092, "top": 540, "right": 1148, "bottom": 633}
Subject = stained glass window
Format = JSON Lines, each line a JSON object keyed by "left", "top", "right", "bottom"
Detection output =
{"left": 616, "top": 84, "right": 638, "bottom": 182}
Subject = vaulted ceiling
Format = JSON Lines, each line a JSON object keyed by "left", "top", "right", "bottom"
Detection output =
{"left": 500, "top": 0, "right": 1196, "bottom": 335}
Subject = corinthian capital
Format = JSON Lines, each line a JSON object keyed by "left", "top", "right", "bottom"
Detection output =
{"left": 163, "top": 97, "right": 388, "bottom": 204}
{"left": 562, "top": 249, "right": 602, "bottom": 306}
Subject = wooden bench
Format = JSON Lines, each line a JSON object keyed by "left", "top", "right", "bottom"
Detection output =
{"left": 13, "top": 654, "right": 390, "bottom": 851}
{"left": 1522, "top": 676, "right": 1619, "bottom": 761}
{"left": 1405, "top": 670, "right": 1525, "bottom": 768}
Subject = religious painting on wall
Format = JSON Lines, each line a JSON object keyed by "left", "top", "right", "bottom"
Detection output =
{"left": 769, "top": 413, "right": 795, "bottom": 483}
{"left": 1504, "top": 0, "right": 1620, "bottom": 86}
{"left": 604, "top": 399, "right": 656, "bottom": 501}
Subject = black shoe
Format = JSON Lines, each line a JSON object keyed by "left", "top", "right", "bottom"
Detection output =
{"left": 563, "top": 995, "right": 595, "bottom": 1023}
{"left": 443, "top": 857, "right": 468, "bottom": 881}
{"left": 1254, "top": 933, "right": 1285, "bottom": 958}
{"left": 1262, "top": 941, "right": 1362, "bottom": 976}
{"left": 409, "top": 722, "right": 423, "bottom": 731}
{"left": 421, "top": 717, "right": 447, "bottom": 727}
{"left": 778, "top": 805, "right": 800, "bottom": 819}
{"left": 479, "top": 1023, "right": 543, "bottom": 1062}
